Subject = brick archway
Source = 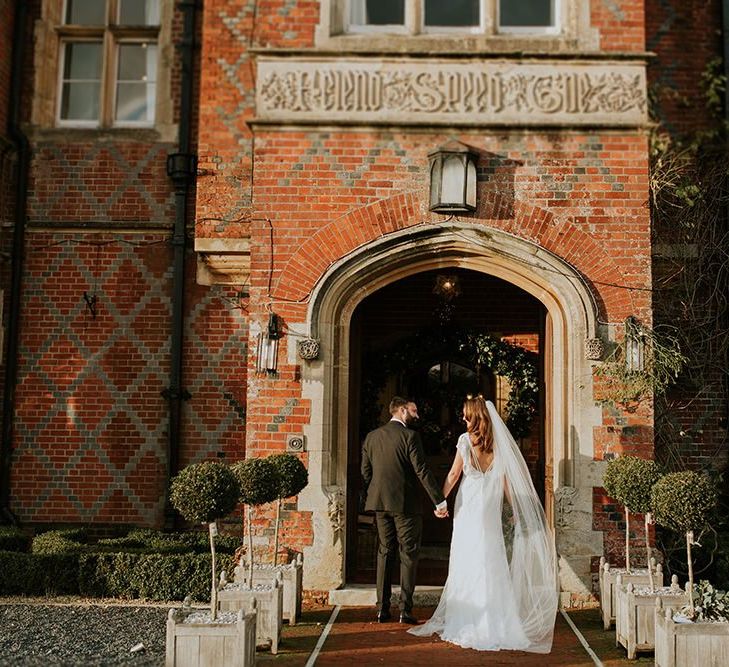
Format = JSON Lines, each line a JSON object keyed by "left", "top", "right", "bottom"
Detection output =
{"left": 296, "top": 219, "right": 605, "bottom": 599}
{"left": 274, "top": 191, "right": 635, "bottom": 321}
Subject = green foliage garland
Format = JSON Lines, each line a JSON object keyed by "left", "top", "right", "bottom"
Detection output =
{"left": 362, "top": 328, "right": 538, "bottom": 439}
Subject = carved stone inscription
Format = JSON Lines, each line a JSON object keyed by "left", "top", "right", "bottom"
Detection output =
{"left": 256, "top": 59, "right": 647, "bottom": 126}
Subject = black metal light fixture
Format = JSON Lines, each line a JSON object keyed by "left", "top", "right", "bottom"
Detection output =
{"left": 256, "top": 312, "right": 280, "bottom": 374}
{"left": 428, "top": 142, "right": 478, "bottom": 213}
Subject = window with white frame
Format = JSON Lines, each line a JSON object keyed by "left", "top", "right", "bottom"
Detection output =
{"left": 58, "top": 0, "right": 159, "bottom": 127}
{"left": 345, "top": 0, "right": 557, "bottom": 35}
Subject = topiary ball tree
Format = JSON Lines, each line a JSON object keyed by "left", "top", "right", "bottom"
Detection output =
{"left": 169, "top": 461, "right": 239, "bottom": 619}
{"left": 652, "top": 471, "right": 717, "bottom": 617}
{"left": 232, "top": 458, "right": 280, "bottom": 587}
{"left": 269, "top": 453, "right": 309, "bottom": 565}
{"left": 603, "top": 455, "right": 663, "bottom": 588}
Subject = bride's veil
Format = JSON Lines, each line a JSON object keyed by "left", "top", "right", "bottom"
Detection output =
{"left": 488, "top": 400, "right": 558, "bottom": 653}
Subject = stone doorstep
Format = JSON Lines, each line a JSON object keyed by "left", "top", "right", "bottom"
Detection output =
{"left": 329, "top": 585, "right": 443, "bottom": 607}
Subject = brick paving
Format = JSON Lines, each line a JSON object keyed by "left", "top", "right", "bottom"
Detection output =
{"left": 259, "top": 606, "right": 653, "bottom": 666}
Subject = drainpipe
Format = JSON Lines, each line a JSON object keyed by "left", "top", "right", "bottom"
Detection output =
{"left": 163, "top": 0, "right": 197, "bottom": 524}
{"left": 723, "top": 1, "right": 729, "bottom": 432}
{"left": 1, "top": 0, "right": 30, "bottom": 524}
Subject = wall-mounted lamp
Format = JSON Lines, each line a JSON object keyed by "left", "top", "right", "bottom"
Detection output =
{"left": 625, "top": 316, "right": 645, "bottom": 372}
{"left": 256, "top": 313, "right": 280, "bottom": 374}
{"left": 428, "top": 142, "right": 478, "bottom": 213}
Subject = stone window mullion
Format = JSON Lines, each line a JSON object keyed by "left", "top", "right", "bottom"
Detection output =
{"left": 406, "top": 0, "right": 420, "bottom": 35}
{"left": 483, "top": 0, "right": 494, "bottom": 36}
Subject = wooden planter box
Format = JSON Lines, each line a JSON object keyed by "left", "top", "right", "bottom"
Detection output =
{"left": 233, "top": 554, "right": 303, "bottom": 625}
{"left": 165, "top": 602, "right": 257, "bottom": 667}
{"left": 599, "top": 557, "right": 658, "bottom": 630}
{"left": 218, "top": 575, "right": 283, "bottom": 654}
{"left": 655, "top": 598, "right": 729, "bottom": 667}
{"left": 615, "top": 576, "right": 686, "bottom": 659}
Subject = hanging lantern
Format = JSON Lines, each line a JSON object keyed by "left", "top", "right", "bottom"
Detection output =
{"left": 428, "top": 142, "right": 478, "bottom": 213}
{"left": 256, "top": 313, "right": 280, "bottom": 374}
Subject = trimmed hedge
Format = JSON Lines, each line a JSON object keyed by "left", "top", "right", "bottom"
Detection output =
{"left": 124, "top": 529, "right": 240, "bottom": 555}
{"left": 603, "top": 455, "right": 663, "bottom": 513}
{"left": 78, "top": 552, "right": 236, "bottom": 601}
{"left": 1, "top": 528, "right": 243, "bottom": 599}
{"left": 0, "top": 526, "right": 31, "bottom": 553}
{"left": 232, "top": 458, "right": 280, "bottom": 506}
{"left": 32, "top": 529, "right": 88, "bottom": 555}
{"left": 31, "top": 528, "right": 240, "bottom": 557}
{"left": 0, "top": 550, "right": 236, "bottom": 601}
{"left": 170, "top": 461, "right": 240, "bottom": 524}
{"left": 0, "top": 552, "right": 79, "bottom": 595}
{"left": 652, "top": 470, "right": 717, "bottom": 533}
{"left": 269, "top": 453, "right": 308, "bottom": 500}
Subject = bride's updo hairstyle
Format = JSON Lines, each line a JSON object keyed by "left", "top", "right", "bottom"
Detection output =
{"left": 463, "top": 395, "right": 494, "bottom": 453}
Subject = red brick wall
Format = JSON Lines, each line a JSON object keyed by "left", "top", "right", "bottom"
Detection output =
{"left": 192, "top": 3, "right": 657, "bottom": 572}
{"left": 10, "top": 232, "right": 248, "bottom": 524}
{"left": 12, "top": 233, "right": 172, "bottom": 523}
{"left": 4, "top": 0, "right": 668, "bottom": 575}
{"left": 7, "top": 1, "right": 250, "bottom": 527}
{"left": 646, "top": 0, "right": 724, "bottom": 135}
{"left": 226, "top": 127, "right": 651, "bottom": 559}
{"left": 592, "top": 0, "right": 646, "bottom": 51}
{"left": 28, "top": 143, "right": 176, "bottom": 223}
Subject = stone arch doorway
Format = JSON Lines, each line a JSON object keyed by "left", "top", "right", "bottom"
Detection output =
{"left": 346, "top": 268, "right": 548, "bottom": 584}
{"left": 297, "top": 221, "right": 601, "bottom": 597}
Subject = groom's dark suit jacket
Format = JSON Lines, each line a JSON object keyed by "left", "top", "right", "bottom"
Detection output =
{"left": 361, "top": 420, "right": 445, "bottom": 515}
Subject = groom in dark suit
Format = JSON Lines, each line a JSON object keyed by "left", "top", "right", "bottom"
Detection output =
{"left": 361, "top": 396, "right": 447, "bottom": 624}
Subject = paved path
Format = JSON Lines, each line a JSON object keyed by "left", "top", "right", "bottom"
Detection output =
{"left": 260, "top": 606, "right": 654, "bottom": 666}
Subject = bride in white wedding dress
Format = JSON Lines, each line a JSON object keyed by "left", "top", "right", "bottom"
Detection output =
{"left": 409, "top": 396, "right": 558, "bottom": 653}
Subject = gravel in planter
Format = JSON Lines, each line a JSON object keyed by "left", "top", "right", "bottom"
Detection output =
{"left": 180, "top": 610, "right": 240, "bottom": 624}
{"left": 0, "top": 602, "right": 169, "bottom": 666}
{"left": 630, "top": 585, "right": 686, "bottom": 597}
{"left": 220, "top": 582, "right": 278, "bottom": 592}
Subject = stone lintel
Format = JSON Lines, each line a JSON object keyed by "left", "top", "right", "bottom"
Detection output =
{"left": 256, "top": 57, "right": 647, "bottom": 127}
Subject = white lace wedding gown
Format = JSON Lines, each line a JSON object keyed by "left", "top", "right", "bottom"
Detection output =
{"left": 409, "top": 403, "right": 557, "bottom": 653}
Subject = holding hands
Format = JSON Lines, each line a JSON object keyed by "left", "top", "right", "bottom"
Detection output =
{"left": 434, "top": 506, "right": 449, "bottom": 519}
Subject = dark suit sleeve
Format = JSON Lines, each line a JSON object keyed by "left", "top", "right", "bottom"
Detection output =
{"left": 408, "top": 432, "right": 445, "bottom": 506}
{"left": 361, "top": 438, "right": 372, "bottom": 490}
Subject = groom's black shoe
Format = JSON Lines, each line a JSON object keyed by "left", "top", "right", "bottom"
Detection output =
{"left": 376, "top": 610, "right": 392, "bottom": 623}
{"left": 399, "top": 612, "right": 419, "bottom": 625}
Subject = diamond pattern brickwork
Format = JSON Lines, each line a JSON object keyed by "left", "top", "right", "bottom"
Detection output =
{"left": 11, "top": 234, "right": 249, "bottom": 525}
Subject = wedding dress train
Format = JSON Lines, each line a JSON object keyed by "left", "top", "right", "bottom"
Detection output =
{"left": 409, "top": 401, "right": 557, "bottom": 653}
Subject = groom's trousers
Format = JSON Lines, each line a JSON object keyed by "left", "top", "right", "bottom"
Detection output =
{"left": 374, "top": 511, "right": 422, "bottom": 613}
